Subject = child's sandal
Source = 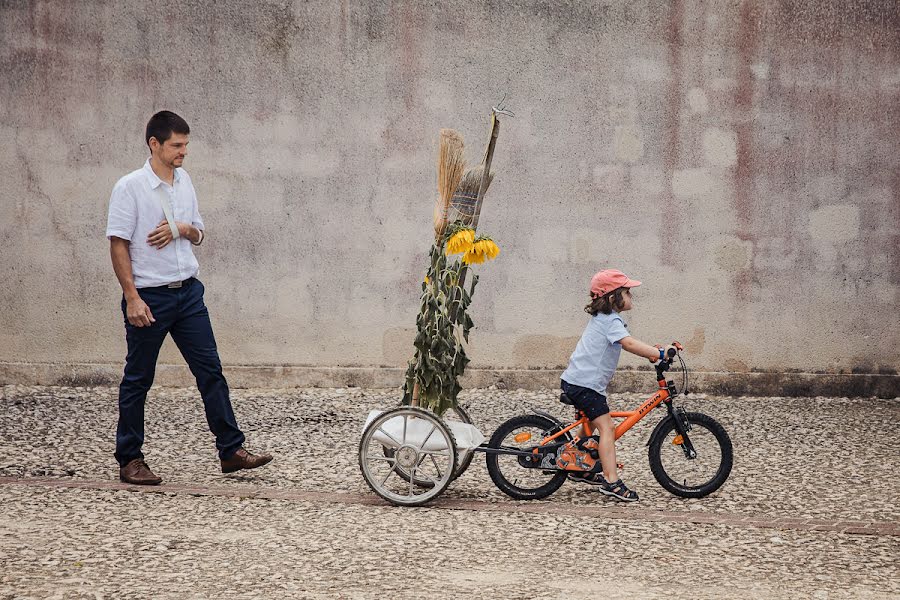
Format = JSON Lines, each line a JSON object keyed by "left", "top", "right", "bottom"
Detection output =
{"left": 567, "top": 471, "right": 608, "bottom": 486}
{"left": 599, "top": 478, "right": 640, "bottom": 502}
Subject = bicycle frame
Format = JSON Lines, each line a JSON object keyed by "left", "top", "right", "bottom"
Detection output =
{"left": 472, "top": 352, "right": 690, "bottom": 459}
{"left": 542, "top": 373, "right": 677, "bottom": 445}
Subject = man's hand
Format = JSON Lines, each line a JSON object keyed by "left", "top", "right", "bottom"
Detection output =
{"left": 147, "top": 220, "right": 176, "bottom": 249}
{"left": 147, "top": 220, "right": 195, "bottom": 249}
{"left": 126, "top": 296, "right": 155, "bottom": 327}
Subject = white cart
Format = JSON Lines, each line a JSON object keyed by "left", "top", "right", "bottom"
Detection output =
{"left": 358, "top": 405, "right": 483, "bottom": 506}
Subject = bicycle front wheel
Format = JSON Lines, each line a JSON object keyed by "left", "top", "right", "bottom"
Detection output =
{"left": 648, "top": 411, "right": 733, "bottom": 498}
{"left": 486, "top": 414, "right": 568, "bottom": 501}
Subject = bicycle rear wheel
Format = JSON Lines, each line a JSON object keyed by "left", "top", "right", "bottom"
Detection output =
{"left": 486, "top": 414, "right": 568, "bottom": 500}
{"left": 648, "top": 411, "right": 733, "bottom": 498}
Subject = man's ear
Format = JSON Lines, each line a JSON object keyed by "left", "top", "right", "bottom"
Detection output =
{"left": 148, "top": 137, "right": 159, "bottom": 153}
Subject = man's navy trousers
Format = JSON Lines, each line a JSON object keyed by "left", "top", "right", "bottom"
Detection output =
{"left": 115, "top": 277, "right": 244, "bottom": 466}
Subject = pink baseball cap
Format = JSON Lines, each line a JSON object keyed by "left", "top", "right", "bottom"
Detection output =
{"left": 590, "top": 269, "right": 641, "bottom": 296}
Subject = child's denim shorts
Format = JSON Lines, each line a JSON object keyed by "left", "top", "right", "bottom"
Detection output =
{"left": 560, "top": 380, "right": 610, "bottom": 420}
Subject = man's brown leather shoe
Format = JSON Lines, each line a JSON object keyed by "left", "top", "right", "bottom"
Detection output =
{"left": 119, "top": 458, "right": 162, "bottom": 485}
{"left": 221, "top": 447, "right": 273, "bottom": 474}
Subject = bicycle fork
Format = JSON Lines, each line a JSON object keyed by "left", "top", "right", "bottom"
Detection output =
{"left": 667, "top": 402, "right": 697, "bottom": 459}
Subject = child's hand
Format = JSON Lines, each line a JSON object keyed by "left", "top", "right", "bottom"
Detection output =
{"left": 651, "top": 342, "right": 682, "bottom": 362}
{"left": 662, "top": 342, "right": 683, "bottom": 359}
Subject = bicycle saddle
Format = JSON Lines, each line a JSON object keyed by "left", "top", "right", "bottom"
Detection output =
{"left": 559, "top": 392, "right": 574, "bottom": 405}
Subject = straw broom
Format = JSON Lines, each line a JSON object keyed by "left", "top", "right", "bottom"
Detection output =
{"left": 414, "top": 129, "right": 465, "bottom": 406}
{"left": 433, "top": 129, "right": 466, "bottom": 241}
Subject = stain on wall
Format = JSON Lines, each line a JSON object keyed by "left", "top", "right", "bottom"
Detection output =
{"left": 0, "top": 0, "right": 897, "bottom": 378}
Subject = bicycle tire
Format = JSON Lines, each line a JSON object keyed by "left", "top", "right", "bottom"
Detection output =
{"left": 648, "top": 411, "right": 733, "bottom": 498}
{"left": 486, "top": 414, "right": 568, "bottom": 501}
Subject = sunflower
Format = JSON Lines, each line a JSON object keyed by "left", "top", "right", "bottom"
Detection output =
{"left": 445, "top": 228, "right": 475, "bottom": 255}
{"left": 461, "top": 236, "right": 500, "bottom": 265}
{"left": 461, "top": 249, "right": 485, "bottom": 264}
{"left": 474, "top": 238, "right": 500, "bottom": 260}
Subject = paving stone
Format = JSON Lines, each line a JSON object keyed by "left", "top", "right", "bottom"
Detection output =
{"left": 0, "top": 384, "right": 898, "bottom": 599}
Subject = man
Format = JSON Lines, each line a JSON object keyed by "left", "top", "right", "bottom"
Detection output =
{"left": 106, "top": 110, "right": 272, "bottom": 485}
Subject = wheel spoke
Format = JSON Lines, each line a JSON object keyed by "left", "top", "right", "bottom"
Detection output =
{"left": 367, "top": 455, "right": 396, "bottom": 463}
{"left": 379, "top": 462, "right": 397, "bottom": 486}
{"left": 376, "top": 426, "right": 402, "bottom": 447}
{"left": 402, "top": 415, "right": 408, "bottom": 444}
{"left": 429, "top": 453, "right": 443, "bottom": 479}
{"left": 421, "top": 425, "right": 437, "bottom": 447}
{"left": 417, "top": 471, "right": 438, "bottom": 486}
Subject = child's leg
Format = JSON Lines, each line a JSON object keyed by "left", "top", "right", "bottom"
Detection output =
{"left": 590, "top": 413, "right": 618, "bottom": 483}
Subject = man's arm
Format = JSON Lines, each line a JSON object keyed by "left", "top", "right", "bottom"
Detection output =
{"left": 178, "top": 222, "right": 203, "bottom": 244}
{"left": 110, "top": 237, "right": 155, "bottom": 327}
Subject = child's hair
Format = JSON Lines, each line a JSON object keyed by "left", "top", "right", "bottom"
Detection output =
{"left": 585, "top": 287, "right": 628, "bottom": 315}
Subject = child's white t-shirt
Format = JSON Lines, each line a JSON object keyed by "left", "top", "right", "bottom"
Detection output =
{"left": 561, "top": 311, "right": 630, "bottom": 395}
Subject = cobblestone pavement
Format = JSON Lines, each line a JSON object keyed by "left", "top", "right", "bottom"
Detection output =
{"left": 1, "top": 384, "right": 898, "bottom": 599}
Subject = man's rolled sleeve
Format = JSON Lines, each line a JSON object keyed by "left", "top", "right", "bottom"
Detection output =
{"left": 191, "top": 204, "right": 204, "bottom": 231}
{"left": 190, "top": 185, "right": 204, "bottom": 231}
{"left": 106, "top": 181, "right": 137, "bottom": 241}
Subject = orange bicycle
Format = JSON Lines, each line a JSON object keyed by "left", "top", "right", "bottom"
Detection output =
{"left": 485, "top": 346, "right": 733, "bottom": 499}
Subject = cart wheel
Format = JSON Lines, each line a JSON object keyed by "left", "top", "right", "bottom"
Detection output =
{"left": 359, "top": 407, "right": 458, "bottom": 506}
{"left": 444, "top": 404, "right": 475, "bottom": 481}
{"left": 384, "top": 404, "right": 474, "bottom": 487}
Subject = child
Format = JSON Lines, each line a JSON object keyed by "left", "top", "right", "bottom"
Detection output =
{"left": 560, "top": 268, "right": 672, "bottom": 502}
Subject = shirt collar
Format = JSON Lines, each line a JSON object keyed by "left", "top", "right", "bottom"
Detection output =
{"left": 143, "top": 158, "right": 182, "bottom": 189}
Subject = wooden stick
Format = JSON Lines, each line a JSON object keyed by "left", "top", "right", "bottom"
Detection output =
{"left": 472, "top": 115, "right": 500, "bottom": 231}
{"left": 457, "top": 114, "right": 501, "bottom": 291}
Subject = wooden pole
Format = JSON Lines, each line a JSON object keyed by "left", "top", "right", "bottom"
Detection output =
{"left": 457, "top": 113, "right": 501, "bottom": 291}
{"left": 472, "top": 114, "right": 500, "bottom": 231}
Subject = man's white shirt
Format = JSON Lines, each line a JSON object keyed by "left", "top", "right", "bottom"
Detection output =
{"left": 106, "top": 159, "right": 205, "bottom": 288}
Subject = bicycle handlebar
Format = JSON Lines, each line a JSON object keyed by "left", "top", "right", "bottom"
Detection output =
{"left": 655, "top": 342, "right": 689, "bottom": 394}
{"left": 656, "top": 341, "right": 684, "bottom": 373}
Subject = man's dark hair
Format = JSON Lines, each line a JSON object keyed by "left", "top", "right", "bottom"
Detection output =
{"left": 145, "top": 110, "right": 190, "bottom": 147}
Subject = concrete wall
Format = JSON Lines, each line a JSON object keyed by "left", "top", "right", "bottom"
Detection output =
{"left": 1, "top": 1, "right": 898, "bottom": 396}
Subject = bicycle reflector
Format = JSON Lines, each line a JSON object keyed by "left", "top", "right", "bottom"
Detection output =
{"left": 514, "top": 432, "right": 532, "bottom": 443}
{"left": 672, "top": 435, "right": 684, "bottom": 445}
